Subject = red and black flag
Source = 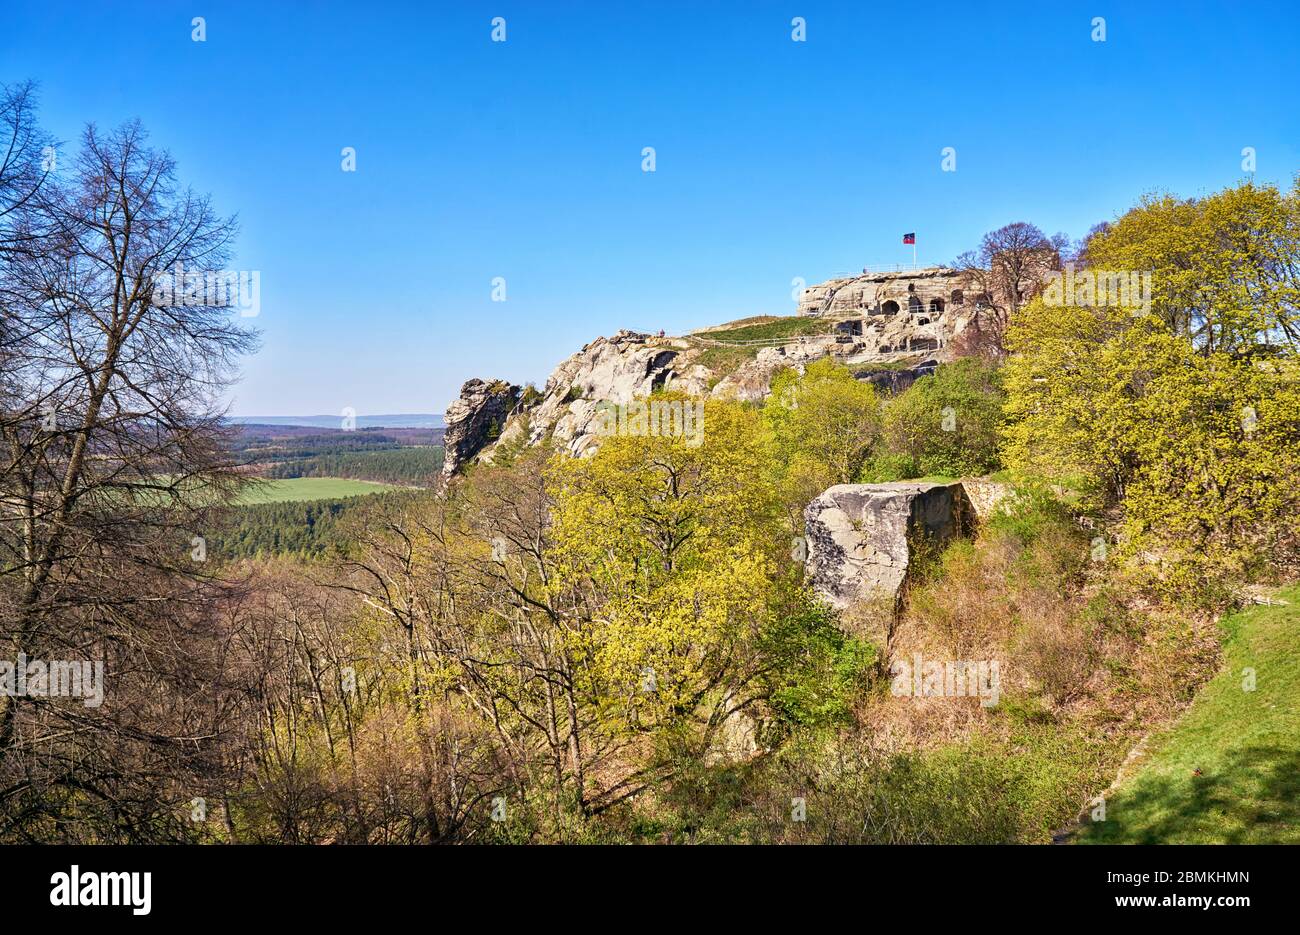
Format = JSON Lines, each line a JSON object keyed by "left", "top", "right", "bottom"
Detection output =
{"left": 902, "top": 232, "right": 916, "bottom": 244}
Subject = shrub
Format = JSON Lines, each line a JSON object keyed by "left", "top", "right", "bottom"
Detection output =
{"left": 873, "top": 358, "right": 1006, "bottom": 479}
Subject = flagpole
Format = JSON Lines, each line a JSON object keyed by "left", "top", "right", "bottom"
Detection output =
{"left": 912, "top": 240, "right": 916, "bottom": 268}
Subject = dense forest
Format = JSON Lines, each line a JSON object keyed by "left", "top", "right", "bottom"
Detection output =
{"left": 209, "top": 490, "right": 422, "bottom": 560}
{"left": 233, "top": 426, "right": 442, "bottom": 464}
{"left": 265, "top": 447, "right": 444, "bottom": 486}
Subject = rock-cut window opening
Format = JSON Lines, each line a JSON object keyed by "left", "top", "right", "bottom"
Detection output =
{"left": 882, "top": 300, "right": 900, "bottom": 315}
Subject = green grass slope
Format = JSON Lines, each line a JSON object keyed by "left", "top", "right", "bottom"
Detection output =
{"left": 1080, "top": 584, "right": 1300, "bottom": 844}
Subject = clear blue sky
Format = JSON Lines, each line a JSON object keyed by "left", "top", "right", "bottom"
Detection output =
{"left": 4, "top": 0, "right": 1297, "bottom": 415}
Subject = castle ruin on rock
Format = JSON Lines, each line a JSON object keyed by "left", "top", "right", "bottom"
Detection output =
{"left": 440, "top": 266, "right": 988, "bottom": 478}
{"left": 795, "top": 266, "right": 975, "bottom": 358}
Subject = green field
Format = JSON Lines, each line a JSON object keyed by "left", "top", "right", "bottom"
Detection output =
{"left": 237, "top": 477, "right": 401, "bottom": 504}
{"left": 689, "top": 316, "right": 834, "bottom": 374}
{"left": 1080, "top": 585, "right": 1300, "bottom": 844}
{"left": 697, "top": 315, "right": 832, "bottom": 343}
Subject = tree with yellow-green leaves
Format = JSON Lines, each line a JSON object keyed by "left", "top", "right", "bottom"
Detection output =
{"left": 1081, "top": 180, "right": 1300, "bottom": 354}
{"left": 547, "top": 394, "right": 867, "bottom": 756}
{"left": 763, "top": 358, "right": 883, "bottom": 515}
{"left": 328, "top": 392, "right": 870, "bottom": 834}
{"left": 1003, "top": 179, "right": 1300, "bottom": 600}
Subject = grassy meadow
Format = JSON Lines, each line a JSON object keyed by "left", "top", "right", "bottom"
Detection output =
{"left": 1080, "top": 586, "right": 1300, "bottom": 844}
{"left": 236, "top": 477, "right": 401, "bottom": 504}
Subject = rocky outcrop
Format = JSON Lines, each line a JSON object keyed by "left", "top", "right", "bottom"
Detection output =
{"left": 441, "top": 379, "right": 521, "bottom": 477}
{"left": 441, "top": 308, "right": 971, "bottom": 475}
{"left": 961, "top": 478, "right": 1013, "bottom": 521}
{"left": 796, "top": 266, "right": 966, "bottom": 318}
{"left": 853, "top": 361, "right": 938, "bottom": 394}
{"left": 710, "top": 341, "right": 830, "bottom": 402}
{"left": 521, "top": 330, "right": 711, "bottom": 458}
{"left": 803, "top": 482, "right": 974, "bottom": 613}
{"left": 441, "top": 331, "right": 713, "bottom": 473}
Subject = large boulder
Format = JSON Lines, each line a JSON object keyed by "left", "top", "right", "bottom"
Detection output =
{"left": 803, "top": 482, "right": 974, "bottom": 614}
{"left": 960, "top": 477, "right": 1014, "bottom": 521}
{"left": 441, "top": 378, "right": 521, "bottom": 477}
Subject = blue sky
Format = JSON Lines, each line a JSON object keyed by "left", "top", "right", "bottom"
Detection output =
{"left": 4, "top": 0, "right": 1297, "bottom": 415}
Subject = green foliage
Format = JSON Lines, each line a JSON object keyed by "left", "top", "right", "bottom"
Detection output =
{"left": 1003, "top": 180, "right": 1300, "bottom": 599}
{"left": 693, "top": 320, "right": 833, "bottom": 383}
{"left": 763, "top": 358, "right": 882, "bottom": 507}
{"left": 862, "top": 358, "right": 1005, "bottom": 481}
{"left": 759, "top": 594, "right": 873, "bottom": 731}
{"left": 857, "top": 452, "right": 918, "bottom": 483}
{"left": 546, "top": 393, "right": 872, "bottom": 764}
{"left": 701, "top": 316, "right": 831, "bottom": 344}
{"left": 519, "top": 382, "right": 542, "bottom": 408}
{"left": 986, "top": 482, "right": 1077, "bottom": 547}
{"left": 208, "top": 491, "right": 419, "bottom": 560}
{"left": 1082, "top": 179, "right": 1300, "bottom": 354}
{"left": 233, "top": 429, "right": 409, "bottom": 463}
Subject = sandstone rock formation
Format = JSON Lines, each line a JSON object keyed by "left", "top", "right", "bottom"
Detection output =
{"left": 441, "top": 378, "right": 521, "bottom": 478}
{"left": 710, "top": 341, "right": 829, "bottom": 402}
{"left": 961, "top": 477, "right": 1013, "bottom": 521}
{"left": 519, "top": 330, "right": 710, "bottom": 458}
{"left": 792, "top": 267, "right": 978, "bottom": 361}
{"left": 803, "top": 482, "right": 974, "bottom": 613}
{"left": 797, "top": 266, "right": 967, "bottom": 318}
{"left": 441, "top": 273, "right": 980, "bottom": 474}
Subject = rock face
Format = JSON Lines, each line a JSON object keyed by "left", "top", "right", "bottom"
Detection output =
{"left": 803, "top": 482, "right": 974, "bottom": 612}
{"left": 441, "top": 378, "right": 521, "bottom": 478}
{"left": 440, "top": 304, "right": 972, "bottom": 475}
{"left": 790, "top": 267, "right": 977, "bottom": 362}
{"left": 710, "top": 341, "right": 830, "bottom": 402}
{"left": 797, "top": 266, "right": 968, "bottom": 318}
{"left": 520, "top": 330, "right": 709, "bottom": 458}
{"left": 854, "top": 361, "right": 938, "bottom": 394}
{"left": 961, "top": 477, "right": 1013, "bottom": 521}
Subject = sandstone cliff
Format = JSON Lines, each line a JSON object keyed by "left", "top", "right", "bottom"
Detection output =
{"left": 803, "top": 482, "right": 975, "bottom": 614}
{"left": 441, "top": 378, "right": 520, "bottom": 477}
{"left": 441, "top": 270, "right": 978, "bottom": 475}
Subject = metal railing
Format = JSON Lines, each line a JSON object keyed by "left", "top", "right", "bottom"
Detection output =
{"left": 824, "top": 263, "right": 954, "bottom": 278}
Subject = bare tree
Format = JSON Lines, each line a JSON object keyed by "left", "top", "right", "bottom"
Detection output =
{"left": 0, "top": 116, "right": 257, "bottom": 841}
{"left": 953, "top": 222, "right": 1066, "bottom": 357}
{"left": 0, "top": 82, "right": 50, "bottom": 257}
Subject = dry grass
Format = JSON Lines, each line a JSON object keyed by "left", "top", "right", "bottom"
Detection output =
{"left": 866, "top": 518, "right": 1220, "bottom": 757}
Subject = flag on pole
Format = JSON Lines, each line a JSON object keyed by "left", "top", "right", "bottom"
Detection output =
{"left": 902, "top": 232, "right": 916, "bottom": 244}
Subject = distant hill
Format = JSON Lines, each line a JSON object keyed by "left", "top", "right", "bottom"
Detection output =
{"left": 230, "top": 413, "right": 443, "bottom": 429}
